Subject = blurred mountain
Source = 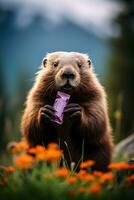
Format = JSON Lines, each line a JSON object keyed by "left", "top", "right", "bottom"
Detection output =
{"left": 0, "top": 9, "right": 109, "bottom": 97}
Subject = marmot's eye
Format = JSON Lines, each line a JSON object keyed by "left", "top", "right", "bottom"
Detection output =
{"left": 53, "top": 61, "right": 59, "bottom": 67}
{"left": 77, "top": 62, "right": 82, "bottom": 68}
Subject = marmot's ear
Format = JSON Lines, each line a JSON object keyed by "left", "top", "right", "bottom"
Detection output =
{"left": 42, "top": 58, "right": 47, "bottom": 67}
{"left": 88, "top": 59, "right": 91, "bottom": 68}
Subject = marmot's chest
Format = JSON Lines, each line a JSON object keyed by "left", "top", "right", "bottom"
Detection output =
{"left": 55, "top": 120, "right": 74, "bottom": 148}
{"left": 55, "top": 122, "right": 81, "bottom": 165}
{"left": 56, "top": 120, "right": 72, "bottom": 139}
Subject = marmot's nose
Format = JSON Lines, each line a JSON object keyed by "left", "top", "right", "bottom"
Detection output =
{"left": 61, "top": 71, "right": 75, "bottom": 79}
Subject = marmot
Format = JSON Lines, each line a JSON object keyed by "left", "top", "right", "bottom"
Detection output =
{"left": 21, "top": 51, "right": 113, "bottom": 171}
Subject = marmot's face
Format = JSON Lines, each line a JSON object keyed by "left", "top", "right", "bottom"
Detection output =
{"left": 42, "top": 52, "right": 92, "bottom": 93}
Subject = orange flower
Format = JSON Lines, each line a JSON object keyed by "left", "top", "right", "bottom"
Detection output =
{"left": 43, "top": 148, "right": 63, "bottom": 162}
{"left": 80, "top": 160, "right": 95, "bottom": 169}
{"left": 18, "top": 140, "right": 29, "bottom": 149}
{"left": 89, "top": 183, "right": 102, "bottom": 194}
{"left": 45, "top": 143, "right": 62, "bottom": 162}
{"left": 47, "top": 143, "right": 59, "bottom": 149}
{"left": 28, "top": 145, "right": 46, "bottom": 154}
{"left": 54, "top": 167, "right": 70, "bottom": 178}
{"left": 67, "top": 176, "right": 78, "bottom": 184}
{"left": 8, "top": 140, "right": 29, "bottom": 153}
{"left": 14, "top": 153, "right": 34, "bottom": 169}
{"left": 35, "top": 145, "right": 46, "bottom": 152}
{"left": 77, "top": 170, "right": 95, "bottom": 182}
{"left": 127, "top": 174, "right": 134, "bottom": 183}
{"left": 5, "top": 166, "right": 15, "bottom": 173}
{"left": 36, "top": 152, "right": 47, "bottom": 161}
{"left": 93, "top": 171, "right": 104, "bottom": 177}
{"left": 28, "top": 144, "right": 62, "bottom": 162}
{"left": 108, "top": 161, "right": 131, "bottom": 170}
{"left": 33, "top": 146, "right": 47, "bottom": 160}
{"left": 99, "top": 172, "right": 114, "bottom": 183}
{"left": 28, "top": 148, "right": 37, "bottom": 154}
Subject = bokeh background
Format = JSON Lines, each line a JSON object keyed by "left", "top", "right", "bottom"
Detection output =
{"left": 0, "top": 0, "right": 134, "bottom": 157}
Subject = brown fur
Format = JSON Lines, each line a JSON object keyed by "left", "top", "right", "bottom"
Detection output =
{"left": 21, "top": 52, "right": 113, "bottom": 171}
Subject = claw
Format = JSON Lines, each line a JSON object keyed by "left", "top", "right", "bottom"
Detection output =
{"left": 63, "top": 103, "right": 81, "bottom": 121}
{"left": 39, "top": 105, "right": 55, "bottom": 122}
{"left": 43, "top": 105, "right": 55, "bottom": 111}
{"left": 64, "top": 107, "right": 81, "bottom": 114}
{"left": 70, "top": 111, "right": 81, "bottom": 119}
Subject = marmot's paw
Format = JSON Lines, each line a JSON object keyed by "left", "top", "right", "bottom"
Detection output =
{"left": 64, "top": 103, "right": 81, "bottom": 121}
{"left": 39, "top": 105, "right": 55, "bottom": 123}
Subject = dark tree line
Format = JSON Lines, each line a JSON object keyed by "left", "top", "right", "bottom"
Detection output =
{"left": 106, "top": 0, "right": 134, "bottom": 142}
